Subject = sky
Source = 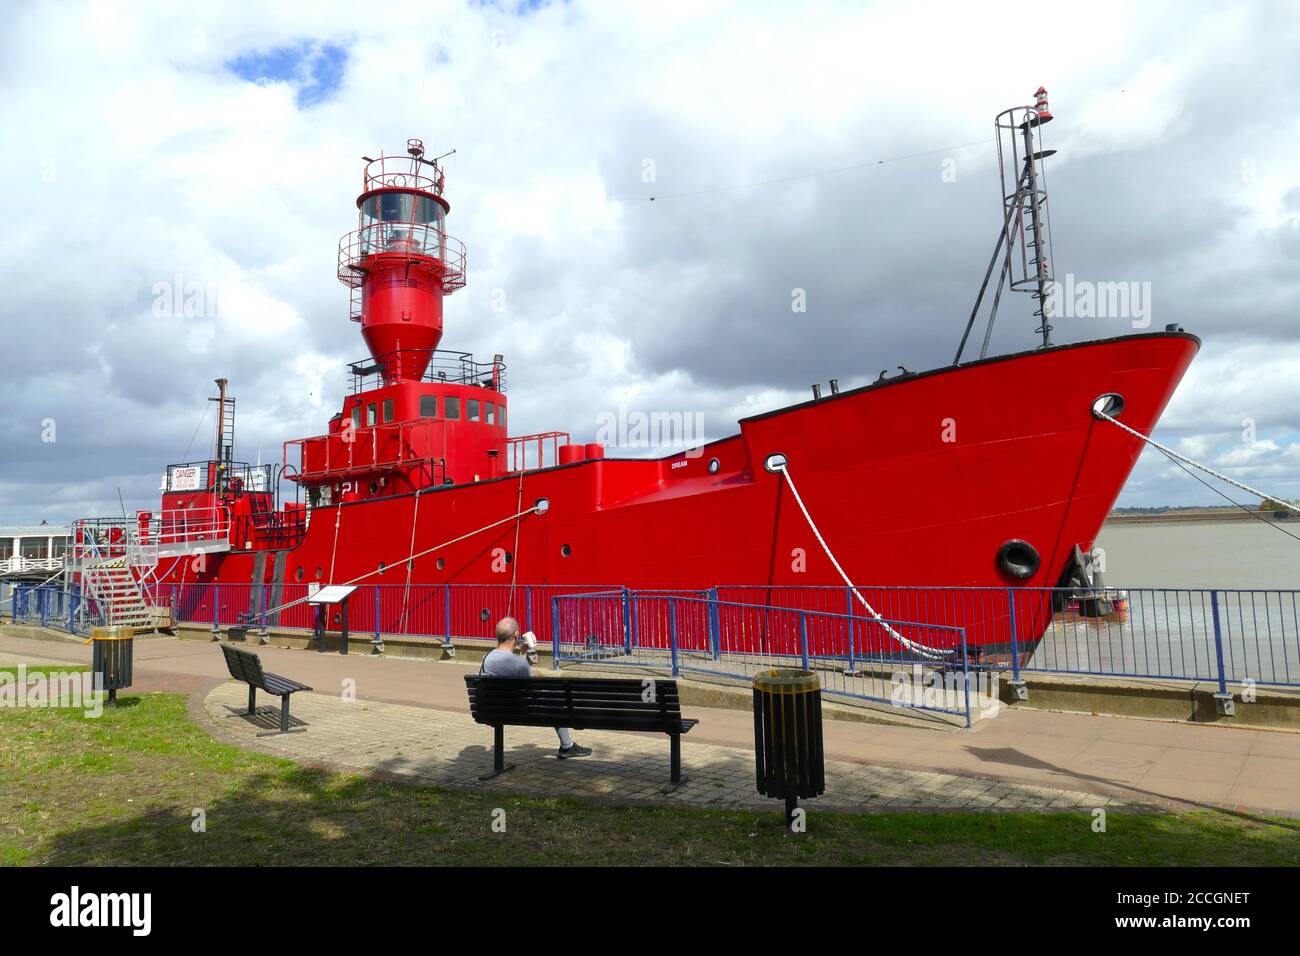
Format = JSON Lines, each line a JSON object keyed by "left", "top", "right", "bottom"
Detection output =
{"left": 2, "top": 0, "right": 1299, "bottom": 526}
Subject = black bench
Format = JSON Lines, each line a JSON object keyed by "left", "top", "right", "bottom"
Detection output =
{"left": 220, "top": 644, "right": 312, "bottom": 733}
{"left": 465, "top": 675, "right": 698, "bottom": 788}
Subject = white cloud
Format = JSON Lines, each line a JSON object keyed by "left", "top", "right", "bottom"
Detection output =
{"left": 3, "top": 1, "right": 1300, "bottom": 522}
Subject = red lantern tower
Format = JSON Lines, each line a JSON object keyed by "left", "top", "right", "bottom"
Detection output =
{"left": 338, "top": 139, "right": 466, "bottom": 382}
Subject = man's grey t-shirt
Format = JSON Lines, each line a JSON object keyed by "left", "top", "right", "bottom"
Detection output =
{"left": 482, "top": 647, "right": 531, "bottom": 678}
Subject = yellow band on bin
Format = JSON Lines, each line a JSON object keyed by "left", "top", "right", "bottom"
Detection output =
{"left": 84, "top": 627, "right": 136, "bottom": 644}
{"left": 752, "top": 668, "right": 820, "bottom": 694}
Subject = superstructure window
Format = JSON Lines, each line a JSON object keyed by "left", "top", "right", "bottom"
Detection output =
{"left": 382, "top": 399, "right": 394, "bottom": 423}
{"left": 20, "top": 537, "right": 48, "bottom": 559}
{"left": 444, "top": 396, "right": 460, "bottom": 420}
{"left": 351, "top": 406, "right": 362, "bottom": 429}
{"left": 485, "top": 404, "right": 495, "bottom": 425}
{"left": 497, "top": 404, "right": 506, "bottom": 430}
{"left": 467, "top": 399, "right": 480, "bottom": 422}
{"left": 420, "top": 395, "right": 437, "bottom": 418}
{"left": 367, "top": 403, "right": 377, "bottom": 426}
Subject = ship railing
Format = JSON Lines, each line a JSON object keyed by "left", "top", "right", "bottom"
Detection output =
{"left": 346, "top": 349, "right": 507, "bottom": 393}
{"left": 337, "top": 223, "right": 466, "bottom": 292}
{"left": 284, "top": 421, "right": 448, "bottom": 482}
{"left": 361, "top": 154, "right": 444, "bottom": 195}
{"left": 506, "top": 431, "right": 571, "bottom": 472}
{"left": 230, "top": 509, "right": 308, "bottom": 552}
{"left": 552, "top": 590, "right": 978, "bottom": 726}
{"left": 71, "top": 507, "right": 232, "bottom": 566}
{"left": 0, "top": 555, "right": 64, "bottom": 574}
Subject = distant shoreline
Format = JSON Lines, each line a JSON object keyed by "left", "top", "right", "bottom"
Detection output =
{"left": 1105, "top": 509, "right": 1294, "bottom": 526}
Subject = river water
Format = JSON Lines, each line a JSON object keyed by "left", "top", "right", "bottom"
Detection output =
{"left": 1028, "top": 521, "right": 1300, "bottom": 683}
{"left": 1095, "top": 521, "right": 1300, "bottom": 589}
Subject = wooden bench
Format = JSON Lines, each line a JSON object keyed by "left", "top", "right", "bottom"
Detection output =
{"left": 465, "top": 675, "right": 698, "bottom": 788}
{"left": 220, "top": 644, "right": 312, "bottom": 733}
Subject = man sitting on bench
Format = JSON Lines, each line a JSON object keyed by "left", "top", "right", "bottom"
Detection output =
{"left": 482, "top": 616, "right": 592, "bottom": 759}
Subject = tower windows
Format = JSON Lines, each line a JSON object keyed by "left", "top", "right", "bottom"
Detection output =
{"left": 444, "top": 396, "right": 460, "bottom": 420}
{"left": 382, "top": 399, "right": 394, "bottom": 423}
{"left": 467, "top": 399, "right": 480, "bottom": 422}
{"left": 366, "top": 403, "right": 377, "bottom": 426}
{"left": 420, "top": 394, "right": 437, "bottom": 417}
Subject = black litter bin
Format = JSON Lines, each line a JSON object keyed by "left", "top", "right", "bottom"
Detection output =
{"left": 89, "top": 626, "right": 135, "bottom": 706}
{"left": 753, "top": 668, "right": 825, "bottom": 822}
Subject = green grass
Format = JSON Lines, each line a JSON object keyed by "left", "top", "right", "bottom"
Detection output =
{"left": 0, "top": 664, "right": 89, "bottom": 677}
{"left": 2, "top": 691, "right": 1298, "bottom": 866}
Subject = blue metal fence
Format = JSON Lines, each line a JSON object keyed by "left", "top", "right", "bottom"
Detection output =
{"left": 9, "top": 579, "right": 1299, "bottom": 701}
{"left": 551, "top": 590, "right": 978, "bottom": 726}
{"left": 7, "top": 583, "right": 96, "bottom": 635}
{"left": 710, "top": 585, "right": 1300, "bottom": 691}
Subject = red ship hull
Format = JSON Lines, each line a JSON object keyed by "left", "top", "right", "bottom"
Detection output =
{"left": 152, "top": 331, "right": 1198, "bottom": 653}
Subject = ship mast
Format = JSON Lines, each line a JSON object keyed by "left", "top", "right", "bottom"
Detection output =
{"left": 954, "top": 87, "right": 1058, "bottom": 364}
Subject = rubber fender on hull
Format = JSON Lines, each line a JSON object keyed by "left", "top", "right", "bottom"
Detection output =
{"left": 997, "top": 538, "right": 1041, "bottom": 580}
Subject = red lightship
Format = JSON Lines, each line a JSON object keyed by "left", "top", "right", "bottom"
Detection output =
{"left": 74, "top": 95, "right": 1198, "bottom": 661}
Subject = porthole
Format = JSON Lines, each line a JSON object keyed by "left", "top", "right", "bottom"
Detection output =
{"left": 369, "top": 480, "right": 379, "bottom": 494}
{"left": 294, "top": 566, "right": 304, "bottom": 582}
{"left": 764, "top": 453, "right": 788, "bottom": 473}
{"left": 561, "top": 544, "right": 572, "bottom": 557}
{"left": 503, "top": 551, "right": 513, "bottom": 565}
{"left": 377, "top": 562, "right": 386, "bottom": 576}
{"left": 534, "top": 497, "right": 551, "bottom": 515}
{"left": 480, "top": 608, "right": 491, "bottom": 623}
{"left": 436, "top": 558, "right": 445, "bottom": 570}
{"left": 314, "top": 566, "right": 323, "bottom": 580}
{"left": 708, "top": 458, "right": 720, "bottom": 474}
{"left": 1091, "top": 393, "right": 1125, "bottom": 419}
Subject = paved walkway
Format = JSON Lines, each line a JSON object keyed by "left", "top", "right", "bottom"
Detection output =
{"left": 5, "top": 631, "right": 1300, "bottom": 816}
{"left": 202, "top": 681, "right": 1119, "bottom": 812}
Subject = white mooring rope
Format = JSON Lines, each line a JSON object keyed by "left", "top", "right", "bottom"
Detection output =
{"left": 775, "top": 463, "right": 949, "bottom": 660}
{"left": 1094, "top": 409, "right": 1300, "bottom": 514}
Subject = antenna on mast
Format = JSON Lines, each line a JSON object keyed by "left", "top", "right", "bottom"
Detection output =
{"left": 954, "top": 87, "right": 1059, "bottom": 364}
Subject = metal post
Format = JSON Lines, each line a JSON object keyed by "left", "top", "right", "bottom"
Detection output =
{"left": 708, "top": 587, "right": 721, "bottom": 661}
{"left": 38, "top": 587, "right": 47, "bottom": 628}
{"left": 622, "top": 587, "right": 632, "bottom": 655}
{"left": 443, "top": 583, "right": 452, "bottom": 647}
{"left": 211, "top": 583, "right": 221, "bottom": 640}
{"left": 551, "top": 596, "right": 561, "bottom": 669}
{"left": 669, "top": 598, "right": 680, "bottom": 677}
{"left": 960, "top": 628, "right": 972, "bottom": 729}
{"left": 339, "top": 597, "right": 349, "bottom": 656}
{"left": 799, "top": 613, "right": 810, "bottom": 670}
{"left": 845, "top": 586, "right": 855, "bottom": 673}
{"left": 524, "top": 585, "right": 533, "bottom": 634}
{"left": 1007, "top": 588, "right": 1027, "bottom": 701}
{"left": 259, "top": 583, "right": 270, "bottom": 644}
{"left": 1210, "top": 591, "right": 1235, "bottom": 715}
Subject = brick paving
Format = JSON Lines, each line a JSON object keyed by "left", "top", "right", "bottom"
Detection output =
{"left": 201, "top": 681, "right": 1125, "bottom": 813}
